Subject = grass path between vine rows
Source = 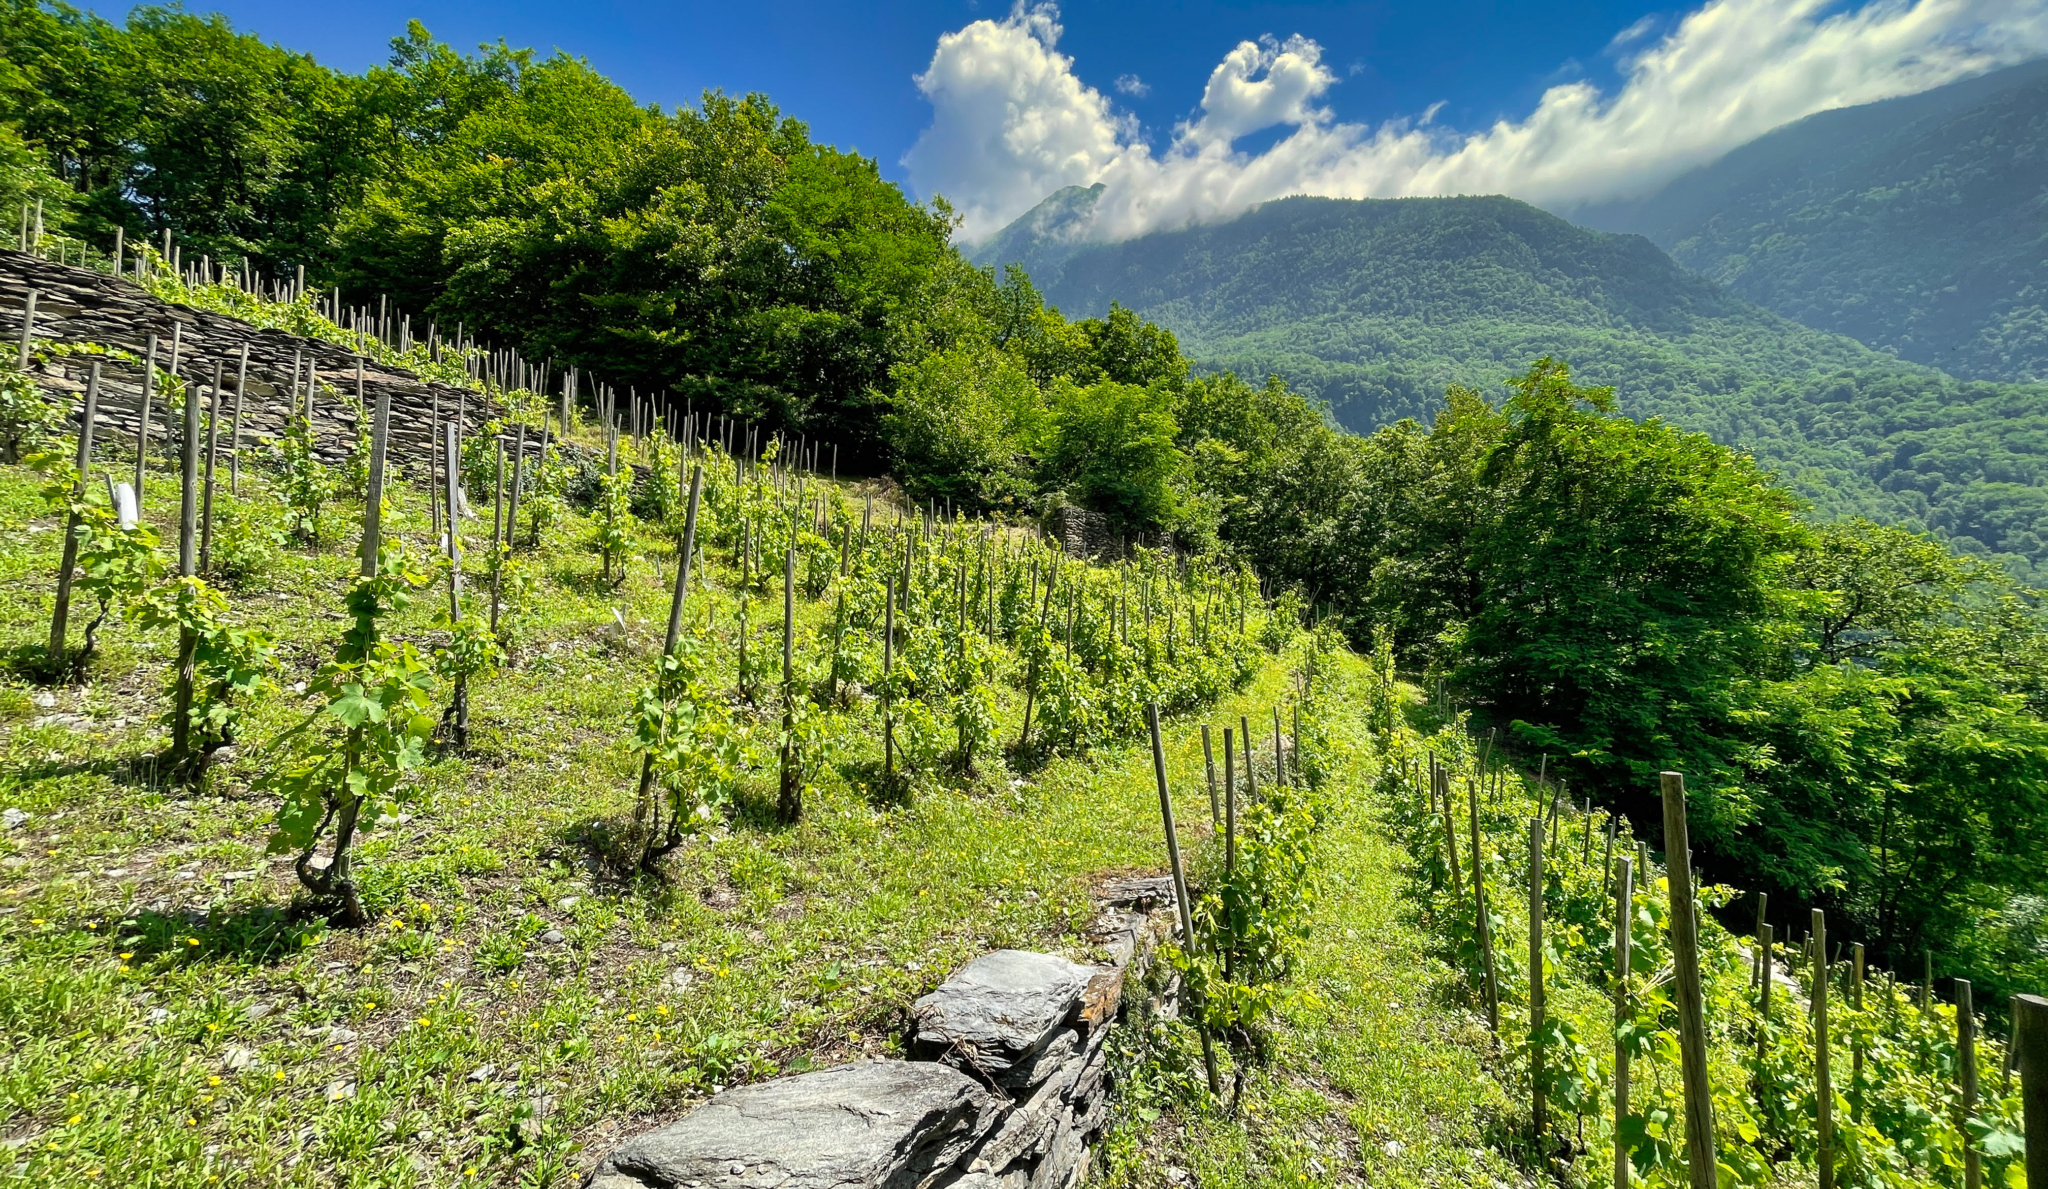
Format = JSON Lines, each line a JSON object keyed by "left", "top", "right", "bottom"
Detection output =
{"left": 1098, "top": 657, "right": 1530, "bottom": 1189}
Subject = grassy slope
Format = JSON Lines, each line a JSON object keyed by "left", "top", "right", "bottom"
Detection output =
{"left": 1097, "top": 659, "right": 1525, "bottom": 1189}
{"left": 0, "top": 455, "right": 1509, "bottom": 1189}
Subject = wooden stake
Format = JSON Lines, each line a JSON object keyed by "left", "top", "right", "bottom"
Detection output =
{"left": 200, "top": 361, "right": 220, "bottom": 574}
{"left": 229, "top": 345, "right": 247, "bottom": 496}
{"left": 1202, "top": 725, "right": 1220, "bottom": 826}
{"left": 1755, "top": 922, "right": 1775, "bottom": 1110}
{"left": 1613, "top": 854, "right": 1635, "bottom": 1189}
{"left": 1958, "top": 978, "right": 1980, "bottom": 1189}
{"left": 1470, "top": 778, "right": 1498, "bottom": 1033}
{"left": 1815, "top": 909, "right": 1833, "bottom": 1189}
{"left": 1148, "top": 703, "right": 1222, "bottom": 1098}
{"left": 1852, "top": 943, "right": 1865, "bottom": 1106}
{"left": 2018, "top": 994, "right": 2048, "bottom": 1189}
{"left": 170, "top": 362, "right": 203, "bottom": 763}
{"left": 1529, "top": 815, "right": 1547, "bottom": 1147}
{"left": 48, "top": 361, "right": 100, "bottom": 667}
{"left": 15, "top": 288, "right": 34, "bottom": 368}
{"left": 883, "top": 576, "right": 895, "bottom": 780}
{"left": 777, "top": 544, "right": 799, "bottom": 824}
{"left": 135, "top": 333, "right": 157, "bottom": 507}
{"left": 361, "top": 390, "right": 390, "bottom": 577}
{"left": 1662, "top": 772, "right": 1717, "bottom": 1189}
{"left": 443, "top": 421, "right": 468, "bottom": 748}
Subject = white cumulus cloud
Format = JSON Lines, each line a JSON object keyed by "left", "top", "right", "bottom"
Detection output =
{"left": 906, "top": 0, "right": 2048, "bottom": 243}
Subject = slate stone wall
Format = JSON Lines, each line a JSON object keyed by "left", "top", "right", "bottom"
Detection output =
{"left": 0, "top": 250, "right": 503, "bottom": 477}
{"left": 583, "top": 877, "right": 1181, "bottom": 1189}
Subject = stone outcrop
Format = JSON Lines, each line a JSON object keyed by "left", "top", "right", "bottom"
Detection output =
{"left": 581, "top": 877, "right": 1182, "bottom": 1189}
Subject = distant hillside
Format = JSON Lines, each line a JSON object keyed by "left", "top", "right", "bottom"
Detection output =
{"left": 1573, "top": 58, "right": 2048, "bottom": 383}
{"left": 978, "top": 193, "right": 2048, "bottom": 578}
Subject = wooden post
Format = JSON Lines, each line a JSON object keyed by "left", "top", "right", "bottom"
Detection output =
{"left": 1471, "top": 778, "right": 1499, "bottom": 1033}
{"left": 1202, "top": 725, "right": 1220, "bottom": 826}
{"left": 1958, "top": 978, "right": 1980, "bottom": 1189}
{"left": 506, "top": 422, "right": 526, "bottom": 552}
{"left": 170, "top": 364, "right": 203, "bottom": 763}
{"left": 1529, "top": 815, "right": 1547, "bottom": 1147}
{"left": 1223, "top": 728, "right": 1237, "bottom": 888}
{"left": 1661, "top": 772, "right": 1717, "bottom": 1189}
{"left": 1613, "top": 854, "right": 1634, "bottom": 1189}
{"left": 1851, "top": 943, "right": 1865, "bottom": 1108}
{"left": 1815, "top": 909, "right": 1833, "bottom": 1189}
{"left": 2018, "top": 995, "right": 2048, "bottom": 1189}
{"left": 1755, "top": 923, "right": 1775, "bottom": 1108}
{"left": 15, "top": 288, "right": 34, "bottom": 368}
{"left": 489, "top": 440, "right": 505, "bottom": 633}
{"left": 48, "top": 361, "right": 101, "bottom": 667}
{"left": 228, "top": 345, "right": 247, "bottom": 496}
{"left": 200, "top": 361, "right": 220, "bottom": 573}
{"left": 883, "top": 577, "right": 895, "bottom": 780}
{"left": 1439, "top": 764, "right": 1465, "bottom": 903}
{"left": 1148, "top": 703, "right": 1222, "bottom": 1098}
{"left": 361, "top": 391, "right": 390, "bottom": 578}
{"left": 1271, "top": 704, "right": 1286, "bottom": 789}
{"left": 443, "top": 422, "right": 469, "bottom": 747}
{"left": 135, "top": 333, "right": 156, "bottom": 508}
{"left": 1240, "top": 714, "right": 1256, "bottom": 803}
{"left": 2008, "top": 995, "right": 2022, "bottom": 1098}
{"left": 777, "top": 544, "right": 799, "bottom": 824}
{"left": 1753, "top": 893, "right": 1769, "bottom": 987}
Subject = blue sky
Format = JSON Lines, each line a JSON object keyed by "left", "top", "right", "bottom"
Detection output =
{"left": 201, "top": 0, "right": 1666, "bottom": 171}
{"left": 200, "top": 0, "right": 2048, "bottom": 240}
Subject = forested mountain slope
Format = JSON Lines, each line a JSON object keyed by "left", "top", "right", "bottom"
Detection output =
{"left": 1573, "top": 57, "right": 2048, "bottom": 383}
{"left": 978, "top": 193, "right": 2048, "bottom": 578}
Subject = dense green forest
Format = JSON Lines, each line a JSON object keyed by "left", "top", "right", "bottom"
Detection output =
{"left": 981, "top": 192, "right": 2048, "bottom": 582}
{"left": 4, "top": 2, "right": 2045, "bottom": 1017}
{"left": 1577, "top": 56, "right": 2048, "bottom": 385}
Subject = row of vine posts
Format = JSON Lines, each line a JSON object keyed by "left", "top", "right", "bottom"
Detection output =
{"left": 1387, "top": 697, "right": 2048, "bottom": 1189}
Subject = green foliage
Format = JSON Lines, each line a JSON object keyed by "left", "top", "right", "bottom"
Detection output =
{"left": 592, "top": 462, "right": 634, "bottom": 586}
{"left": 277, "top": 413, "right": 330, "bottom": 545}
{"left": 132, "top": 575, "right": 278, "bottom": 759}
{"left": 1179, "top": 640, "right": 1334, "bottom": 1062}
{"left": 996, "top": 191, "right": 2048, "bottom": 577}
{"left": 264, "top": 539, "right": 438, "bottom": 924}
{"left": 0, "top": 360, "right": 59, "bottom": 464}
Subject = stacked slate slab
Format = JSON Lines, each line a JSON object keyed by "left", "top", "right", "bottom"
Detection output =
{"left": 0, "top": 249, "right": 508, "bottom": 476}
{"left": 581, "top": 877, "right": 1181, "bottom": 1189}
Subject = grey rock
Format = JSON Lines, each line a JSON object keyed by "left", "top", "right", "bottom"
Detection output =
{"left": 539, "top": 928, "right": 566, "bottom": 946}
{"left": 994, "top": 1028, "right": 1076, "bottom": 1095}
{"left": 911, "top": 951, "right": 1100, "bottom": 1075}
{"left": 2, "top": 807, "right": 27, "bottom": 830}
{"left": 584, "top": 1060, "right": 1001, "bottom": 1189}
{"left": 972, "top": 1051, "right": 1079, "bottom": 1173}
{"left": 223, "top": 1045, "right": 257, "bottom": 1071}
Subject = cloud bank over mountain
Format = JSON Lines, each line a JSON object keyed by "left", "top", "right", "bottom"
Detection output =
{"left": 904, "top": 0, "right": 2048, "bottom": 242}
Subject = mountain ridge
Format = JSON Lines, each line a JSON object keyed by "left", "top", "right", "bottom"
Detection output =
{"left": 974, "top": 191, "right": 2048, "bottom": 577}
{"left": 1570, "top": 56, "right": 2048, "bottom": 383}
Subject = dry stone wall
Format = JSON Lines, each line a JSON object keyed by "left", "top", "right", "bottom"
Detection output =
{"left": 0, "top": 249, "right": 503, "bottom": 478}
{"left": 583, "top": 876, "right": 1181, "bottom": 1189}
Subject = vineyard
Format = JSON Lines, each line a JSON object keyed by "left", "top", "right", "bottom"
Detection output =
{"left": 1, "top": 231, "right": 2044, "bottom": 1189}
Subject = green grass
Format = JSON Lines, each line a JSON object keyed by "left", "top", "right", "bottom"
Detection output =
{"left": 0, "top": 444, "right": 1521, "bottom": 1189}
{"left": 1094, "top": 661, "right": 1526, "bottom": 1189}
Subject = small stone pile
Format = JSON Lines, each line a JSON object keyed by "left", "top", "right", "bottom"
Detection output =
{"left": 582, "top": 877, "right": 1180, "bottom": 1189}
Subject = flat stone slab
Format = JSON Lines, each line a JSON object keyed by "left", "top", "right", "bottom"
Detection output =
{"left": 910, "top": 951, "right": 1101, "bottom": 1074}
{"left": 585, "top": 1061, "right": 1000, "bottom": 1189}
